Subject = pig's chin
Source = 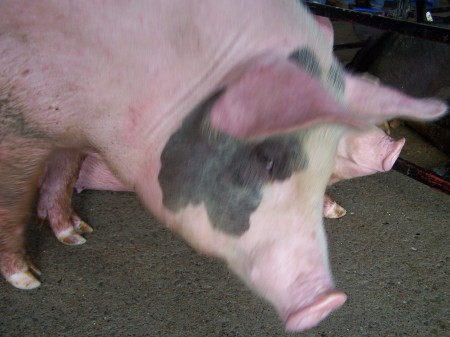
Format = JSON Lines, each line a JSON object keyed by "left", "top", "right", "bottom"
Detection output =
{"left": 235, "top": 262, "right": 347, "bottom": 332}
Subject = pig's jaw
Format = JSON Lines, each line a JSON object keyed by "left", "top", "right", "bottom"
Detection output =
{"left": 171, "top": 189, "right": 347, "bottom": 333}
{"left": 226, "top": 173, "right": 345, "bottom": 332}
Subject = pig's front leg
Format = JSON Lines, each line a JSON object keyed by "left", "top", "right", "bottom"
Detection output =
{"left": 38, "top": 150, "right": 93, "bottom": 245}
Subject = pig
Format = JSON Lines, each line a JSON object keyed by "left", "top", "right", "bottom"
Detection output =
{"left": 0, "top": 0, "right": 447, "bottom": 333}
{"left": 330, "top": 127, "right": 405, "bottom": 185}
{"left": 324, "top": 127, "right": 405, "bottom": 218}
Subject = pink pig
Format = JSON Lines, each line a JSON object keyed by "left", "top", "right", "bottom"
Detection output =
{"left": 0, "top": 0, "right": 446, "bottom": 333}
{"left": 324, "top": 127, "right": 405, "bottom": 218}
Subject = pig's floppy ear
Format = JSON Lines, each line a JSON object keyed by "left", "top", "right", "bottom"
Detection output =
{"left": 344, "top": 74, "right": 447, "bottom": 124}
{"left": 209, "top": 56, "right": 447, "bottom": 139}
{"left": 209, "top": 57, "right": 356, "bottom": 139}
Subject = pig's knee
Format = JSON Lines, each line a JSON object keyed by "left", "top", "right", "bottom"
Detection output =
{"left": 49, "top": 215, "right": 93, "bottom": 245}
{"left": 38, "top": 150, "right": 93, "bottom": 245}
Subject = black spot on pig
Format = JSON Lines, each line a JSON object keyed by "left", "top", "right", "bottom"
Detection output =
{"left": 289, "top": 48, "right": 322, "bottom": 78}
{"left": 289, "top": 48, "right": 345, "bottom": 96}
{"left": 0, "top": 85, "right": 44, "bottom": 140}
{"left": 158, "top": 91, "right": 308, "bottom": 235}
{"left": 327, "top": 61, "right": 345, "bottom": 95}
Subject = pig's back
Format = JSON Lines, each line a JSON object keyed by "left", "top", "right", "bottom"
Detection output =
{"left": 0, "top": 0, "right": 333, "bottom": 181}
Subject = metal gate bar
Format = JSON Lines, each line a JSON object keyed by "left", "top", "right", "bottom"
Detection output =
{"left": 306, "top": 3, "right": 450, "bottom": 43}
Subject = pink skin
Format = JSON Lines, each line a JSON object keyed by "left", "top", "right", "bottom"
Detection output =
{"left": 38, "top": 150, "right": 93, "bottom": 245}
{"left": 324, "top": 127, "right": 406, "bottom": 218}
{"left": 313, "top": 16, "right": 335, "bottom": 45}
{"left": 75, "top": 154, "right": 128, "bottom": 194}
{"left": 1, "top": 0, "right": 447, "bottom": 332}
{"left": 331, "top": 127, "right": 405, "bottom": 185}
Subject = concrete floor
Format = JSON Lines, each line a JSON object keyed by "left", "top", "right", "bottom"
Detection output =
{"left": 1, "top": 20, "right": 449, "bottom": 337}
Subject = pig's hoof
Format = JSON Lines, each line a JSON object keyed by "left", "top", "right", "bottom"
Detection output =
{"left": 323, "top": 202, "right": 346, "bottom": 219}
{"left": 44, "top": 215, "right": 93, "bottom": 246}
{"left": 6, "top": 269, "right": 41, "bottom": 290}
{"left": 73, "top": 217, "right": 93, "bottom": 234}
{"left": 56, "top": 228, "right": 87, "bottom": 245}
{"left": 56, "top": 217, "right": 93, "bottom": 245}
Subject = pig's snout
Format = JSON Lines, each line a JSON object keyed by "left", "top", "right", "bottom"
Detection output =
{"left": 283, "top": 289, "right": 347, "bottom": 332}
{"left": 241, "top": 232, "right": 347, "bottom": 332}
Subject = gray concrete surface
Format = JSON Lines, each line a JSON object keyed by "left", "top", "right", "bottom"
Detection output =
{"left": 1, "top": 19, "right": 449, "bottom": 337}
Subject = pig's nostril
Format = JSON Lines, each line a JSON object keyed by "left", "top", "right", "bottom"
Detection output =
{"left": 284, "top": 290, "right": 347, "bottom": 332}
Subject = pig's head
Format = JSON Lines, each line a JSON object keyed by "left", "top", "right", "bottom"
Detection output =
{"left": 330, "top": 127, "right": 406, "bottom": 186}
{"left": 158, "top": 53, "right": 447, "bottom": 332}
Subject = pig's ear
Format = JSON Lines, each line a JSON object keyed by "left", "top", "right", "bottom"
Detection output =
{"left": 209, "top": 56, "right": 448, "bottom": 139}
{"left": 344, "top": 74, "right": 447, "bottom": 124}
{"left": 313, "top": 15, "right": 334, "bottom": 45}
{"left": 209, "top": 57, "right": 357, "bottom": 139}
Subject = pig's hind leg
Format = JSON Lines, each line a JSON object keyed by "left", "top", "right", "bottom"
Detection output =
{"left": 38, "top": 150, "right": 93, "bottom": 245}
{"left": 0, "top": 138, "right": 50, "bottom": 289}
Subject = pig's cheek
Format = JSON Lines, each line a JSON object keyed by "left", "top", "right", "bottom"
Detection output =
{"left": 233, "top": 175, "right": 329, "bottom": 279}
{"left": 169, "top": 203, "right": 234, "bottom": 258}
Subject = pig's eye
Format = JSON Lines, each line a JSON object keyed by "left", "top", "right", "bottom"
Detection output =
{"left": 233, "top": 136, "right": 305, "bottom": 186}
{"left": 256, "top": 151, "right": 274, "bottom": 175}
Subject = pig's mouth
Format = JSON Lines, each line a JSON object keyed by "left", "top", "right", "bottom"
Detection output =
{"left": 282, "top": 289, "right": 347, "bottom": 332}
